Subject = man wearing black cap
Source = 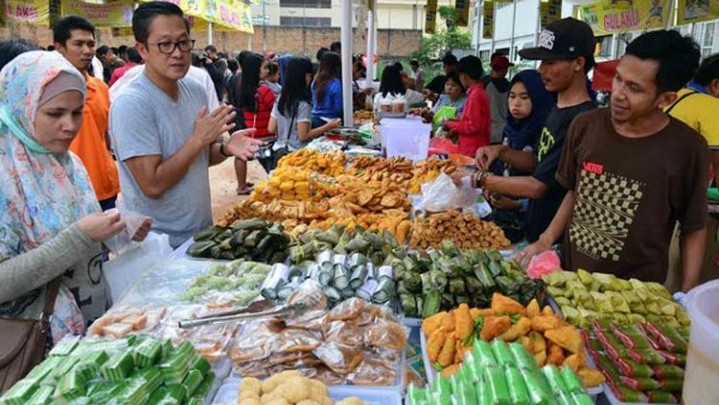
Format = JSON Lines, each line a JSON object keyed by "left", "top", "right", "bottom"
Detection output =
{"left": 484, "top": 55, "right": 514, "bottom": 144}
{"left": 521, "top": 30, "right": 709, "bottom": 291}
{"left": 424, "top": 52, "right": 459, "bottom": 103}
{"left": 475, "top": 17, "right": 597, "bottom": 243}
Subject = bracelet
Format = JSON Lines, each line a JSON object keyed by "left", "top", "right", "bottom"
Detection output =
{"left": 219, "top": 141, "right": 231, "bottom": 157}
{"left": 476, "top": 171, "right": 491, "bottom": 188}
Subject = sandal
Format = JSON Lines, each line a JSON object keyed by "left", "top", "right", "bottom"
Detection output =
{"left": 236, "top": 185, "right": 254, "bottom": 195}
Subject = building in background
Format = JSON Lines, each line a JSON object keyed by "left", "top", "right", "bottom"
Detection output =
{"left": 470, "top": 0, "right": 719, "bottom": 65}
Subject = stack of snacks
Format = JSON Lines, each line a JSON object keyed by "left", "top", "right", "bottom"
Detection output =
{"left": 229, "top": 293, "right": 407, "bottom": 387}
{"left": 394, "top": 241, "right": 543, "bottom": 317}
{"left": 187, "top": 220, "right": 291, "bottom": 263}
{"left": 181, "top": 261, "right": 272, "bottom": 306}
{"left": 422, "top": 294, "right": 604, "bottom": 389}
{"left": 408, "top": 339, "right": 594, "bottom": 405}
{"left": 543, "top": 270, "right": 690, "bottom": 328}
{"left": 1, "top": 336, "right": 214, "bottom": 405}
{"left": 237, "top": 371, "right": 368, "bottom": 405}
{"left": 410, "top": 210, "right": 511, "bottom": 250}
{"left": 585, "top": 320, "right": 688, "bottom": 403}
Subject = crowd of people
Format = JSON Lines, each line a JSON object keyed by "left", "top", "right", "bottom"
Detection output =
{"left": 0, "top": 0, "right": 718, "bottom": 353}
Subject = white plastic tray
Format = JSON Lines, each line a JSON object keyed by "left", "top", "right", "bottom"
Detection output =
{"left": 212, "top": 378, "right": 402, "bottom": 405}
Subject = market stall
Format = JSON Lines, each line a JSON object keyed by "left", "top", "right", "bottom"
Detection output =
{"left": 1, "top": 149, "right": 715, "bottom": 405}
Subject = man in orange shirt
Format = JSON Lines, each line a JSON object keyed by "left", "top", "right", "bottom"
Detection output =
{"left": 54, "top": 16, "right": 120, "bottom": 210}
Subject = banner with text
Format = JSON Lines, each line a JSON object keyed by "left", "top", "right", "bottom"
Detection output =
{"left": 6, "top": 0, "right": 50, "bottom": 25}
{"left": 425, "top": 0, "right": 438, "bottom": 34}
{"left": 61, "top": 0, "right": 133, "bottom": 27}
{"left": 540, "top": 0, "right": 562, "bottom": 28}
{"left": 141, "top": 0, "right": 253, "bottom": 33}
{"left": 455, "top": 0, "right": 470, "bottom": 27}
{"left": 678, "top": 0, "right": 719, "bottom": 25}
{"left": 579, "top": 0, "right": 670, "bottom": 36}
{"left": 482, "top": 2, "right": 494, "bottom": 39}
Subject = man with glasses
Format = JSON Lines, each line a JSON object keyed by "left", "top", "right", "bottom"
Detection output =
{"left": 109, "top": 2, "right": 261, "bottom": 248}
{"left": 54, "top": 16, "right": 120, "bottom": 211}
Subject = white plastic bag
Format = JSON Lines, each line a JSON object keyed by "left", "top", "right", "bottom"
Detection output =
{"left": 104, "top": 232, "right": 173, "bottom": 304}
{"left": 418, "top": 173, "right": 480, "bottom": 213}
{"left": 103, "top": 201, "right": 150, "bottom": 255}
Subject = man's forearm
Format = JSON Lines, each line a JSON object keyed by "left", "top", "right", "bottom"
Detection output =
{"left": 499, "top": 147, "right": 536, "bottom": 172}
{"left": 538, "top": 190, "right": 576, "bottom": 246}
{"left": 483, "top": 175, "right": 548, "bottom": 199}
{"left": 679, "top": 227, "right": 707, "bottom": 292}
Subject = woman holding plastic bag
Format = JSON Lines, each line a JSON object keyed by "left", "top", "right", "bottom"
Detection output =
{"left": 0, "top": 51, "right": 150, "bottom": 344}
{"left": 420, "top": 71, "right": 466, "bottom": 133}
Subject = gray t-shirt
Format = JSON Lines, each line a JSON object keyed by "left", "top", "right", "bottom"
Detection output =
{"left": 271, "top": 100, "right": 312, "bottom": 151}
{"left": 109, "top": 74, "right": 211, "bottom": 248}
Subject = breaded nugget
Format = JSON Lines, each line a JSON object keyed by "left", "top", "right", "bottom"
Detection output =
{"left": 422, "top": 311, "right": 447, "bottom": 337}
{"left": 455, "top": 303, "right": 474, "bottom": 341}
{"left": 480, "top": 316, "right": 512, "bottom": 342}
{"left": 437, "top": 331, "right": 457, "bottom": 367}
{"left": 427, "top": 328, "right": 448, "bottom": 362}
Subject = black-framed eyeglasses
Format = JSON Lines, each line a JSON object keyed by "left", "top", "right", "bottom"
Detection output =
{"left": 148, "top": 39, "right": 195, "bottom": 54}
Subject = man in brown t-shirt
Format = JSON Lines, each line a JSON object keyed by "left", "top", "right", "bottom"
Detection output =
{"left": 520, "top": 30, "right": 709, "bottom": 292}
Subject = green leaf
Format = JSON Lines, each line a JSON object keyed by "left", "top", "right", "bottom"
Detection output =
{"left": 510, "top": 314, "right": 521, "bottom": 324}
{"left": 433, "top": 362, "right": 443, "bottom": 371}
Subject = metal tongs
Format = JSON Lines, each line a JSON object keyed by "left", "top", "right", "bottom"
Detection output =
{"left": 177, "top": 300, "right": 308, "bottom": 329}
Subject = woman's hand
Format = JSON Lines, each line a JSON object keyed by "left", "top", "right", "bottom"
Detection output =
{"left": 77, "top": 211, "right": 126, "bottom": 242}
{"left": 326, "top": 118, "right": 342, "bottom": 130}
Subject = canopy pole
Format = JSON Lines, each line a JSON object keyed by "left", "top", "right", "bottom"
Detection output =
{"left": 509, "top": 0, "right": 517, "bottom": 61}
{"left": 489, "top": 1, "right": 497, "bottom": 56}
{"left": 533, "top": 0, "right": 541, "bottom": 69}
{"left": 665, "top": 0, "right": 675, "bottom": 30}
{"left": 342, "top": 0, "right": 354, "bottom": 126}
{"left": 207, "top": 22, "right": 213, "bottom": 46}
{"left": 367, "top": 2, "right": 377, "bottom": 85}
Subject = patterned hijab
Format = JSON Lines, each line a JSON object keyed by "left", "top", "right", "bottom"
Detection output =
{"left": 0, "top": 51, "right": 100, "bottom": 260}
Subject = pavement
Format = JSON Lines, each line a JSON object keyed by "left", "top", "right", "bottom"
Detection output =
{"left": 209, "top": 158, "right": 268, "bottom": 222}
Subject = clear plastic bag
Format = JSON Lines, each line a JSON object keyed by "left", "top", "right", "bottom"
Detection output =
{"left": 418, "top": 173, "right": 480, "bottom": 213}
{"left": 103, "top": 200, "right": 150, "bottom": 255}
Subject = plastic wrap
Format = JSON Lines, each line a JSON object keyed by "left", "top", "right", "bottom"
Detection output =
{"left": 228, "top": 298, "right": 405, "bottom": 388}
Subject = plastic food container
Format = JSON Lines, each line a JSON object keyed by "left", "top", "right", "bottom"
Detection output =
{"left": 382, "top": 118, "right": 430, "bottom": 162}
{"left": 683, "top": 279, "right": 719, "bottom": 405}
{"left": 211, "top": 378, "right": 402, "bottom": 405}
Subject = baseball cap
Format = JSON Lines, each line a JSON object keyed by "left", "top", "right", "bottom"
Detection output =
{"left": 491, "top": 55, "right": 514, "bottom": 70}
{"left": 518, "top": 17, "right": 596, "bottom": 65}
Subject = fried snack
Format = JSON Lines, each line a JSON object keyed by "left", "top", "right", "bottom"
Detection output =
{"left": 455, "top": 343, "right": 473, "bottom": 364}
{"left": 529, "top": 331, "right": 547, "bottom": 354}
{"left": 427, "top": 328, "right": 448, "bottom": 362}
{"left": 440, "top": 311, "right": 455, "bottom": 332}
{"left": 313, "top": 342, "right": 364, "bottom": 375}
{"left": 542, "top": 305, "right": 554, "bottom": 316}
{"left": 534, "top": 350, "right": 547, "bottom": 367}
{"left": 239, "top": 398, "right": 262, "bottom": 405}
{"left": 408, "top": 159, "right": 458, "bottom": 194}
{"left": 439, "top": 364, "right": 460, "bottom": 378}
{"left": 437, "top": 332, "right": 457, "bottom": 367}
{"left": 563, "top": 354, "right": 581, "bottom": 371}
{"left": 578, "top": 367, "right": 606, "bottom": 388}
{"left": 491, "top": 293, "right": 527, "bottom": 316}
{"left": 410, "top": 210, "right": 511, "bottom": 250}
{"left": 527, "top": 299, "right": 540, "bottom": 318}
{"left": 519, "top": 336, "right": 533, "bottom": 353}
{"left": 241, "top": 377, "right": 262, "bottom": 396}
{"left": 531, "top": 315, "right": 564, "bottom": 332}
{"left": 480, "top": 316, "right": 512, "bottom": 341}
{"left": 545, "top": 325, "right": 582, "bottom": 354}
{"left": 455, "top": 303, "right": 474, "bottom": 341}
{"left": 498, "top": 317, "right": 532, "bottom": 341}
{"left": 422, "top": 311, "right": 447, "bottom": 337}
{"left": 546, "top": 343, "right": 565, "bottom": 366}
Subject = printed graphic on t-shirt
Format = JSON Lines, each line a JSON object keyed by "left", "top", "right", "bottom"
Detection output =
{"left": 569, "top": 163, "right": 645, "bottom": 262}
{"left": 537, "top": 127, "right": 555, "bottom": 161}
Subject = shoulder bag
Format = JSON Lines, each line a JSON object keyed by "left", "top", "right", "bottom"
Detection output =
{"left": 0, "top": 278, "right": 61, "bottom": 393}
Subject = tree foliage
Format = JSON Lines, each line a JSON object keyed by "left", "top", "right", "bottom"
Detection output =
{"left": 414, "top": 6, "right": 472, "bottom": 66}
